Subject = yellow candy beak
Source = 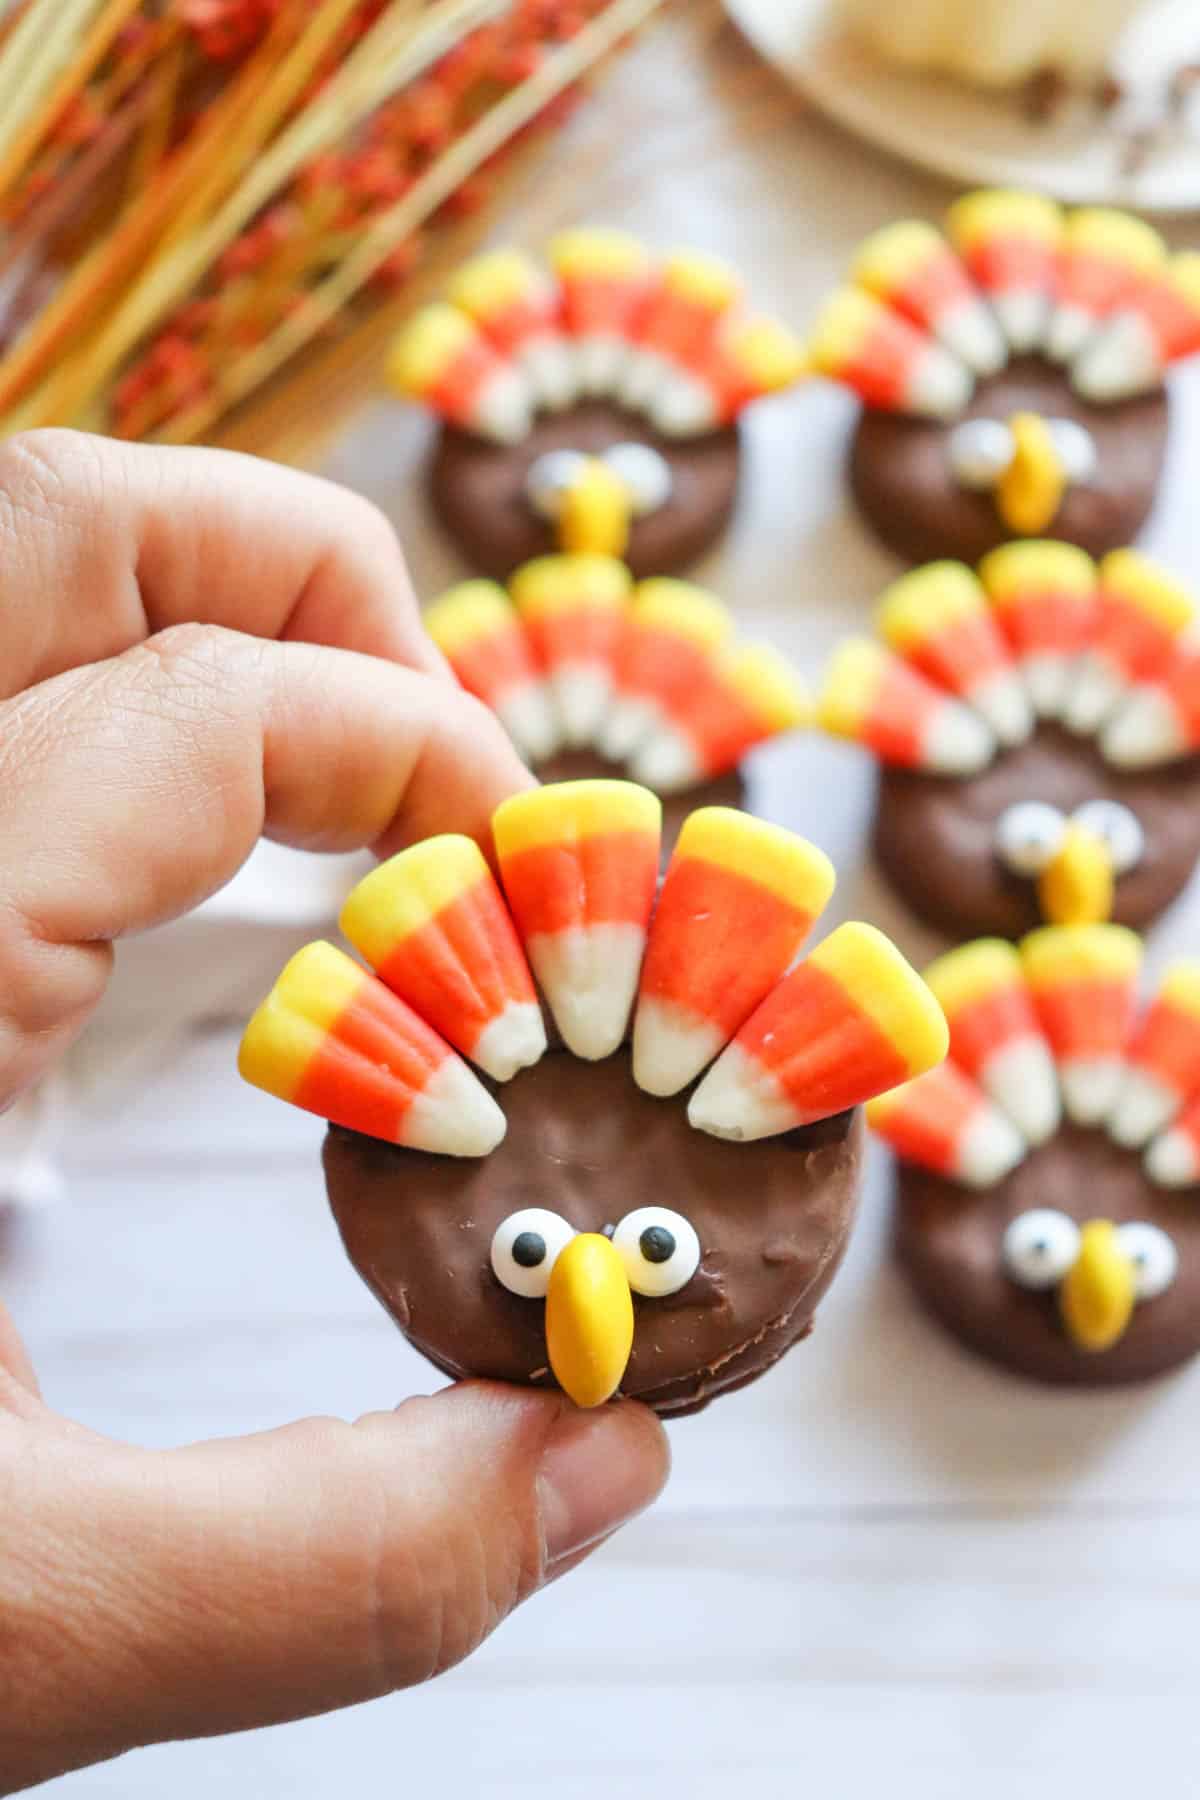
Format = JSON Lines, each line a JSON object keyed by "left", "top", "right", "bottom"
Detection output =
{"left": 1059, "top": 1220, "right": 1136, "bottom": 1353}
{"left": 545, "top": 1232, "right": 635, "bottom": 1409}
{"left": 557, "top": 457, "right": 633, "bottom": 558}
{"left": 1037, "top": 823, "right": 1114, "bottom": 926}
{"left": 996, "top": 411, "right": 1067, "bottom": 537}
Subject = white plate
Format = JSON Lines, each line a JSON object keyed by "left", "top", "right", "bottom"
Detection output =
{"left": 726, "top": 0, "right": 1200, "bottom": 213}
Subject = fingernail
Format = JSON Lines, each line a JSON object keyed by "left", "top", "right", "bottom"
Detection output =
{"left": 537, "top": 1402, "right": 669, "bottom": 1567}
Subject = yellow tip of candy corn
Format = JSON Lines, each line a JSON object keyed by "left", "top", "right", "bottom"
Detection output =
{"left": 723, "top": 315, "right": 808, "bottom": 391}
{"left": 661, "top": 247, "right": 741, "bottom": 309}
{"left": 493, "top": 778, "right": 661, "bottom": 859}
{"left": 852, "top": 219, "right": 946, "bottom": 292}
{"left": 631, "top": 578, "right": 733, "bottom": 651}
{"left": 1020, "top": 922, "right": 1143, "bottom": 989}
{"left": 1167, "top": 250, "right": 1200, "bottom": 313}
{"left": 996, "top": 412, "right": 1067, "bottom": 537}
{"left": 387, "top": 303, "right": 476, "bottom": 395}
{"left": 1159, "top": 959, "right": 1200, "bottom": 1019}
{"left": 876, "top": 561, "right": 987, "bottom": 651}
{"left": 946, "top": 188, "right": 1062, "bottom": 250}
{"left": 809, "top": 922, "right": 950, "bottom": 1080}
{"left": 1064, "top": 208, "right": 1165, "bottom": 273}
{"left": 547, "top": 225, "right": 649, "bottom": 279}
{"left": 721, "top": 643, "right": 812, "bottom": 733}
{"left": 340, "top": 836, "right": 489, "bottom": 965}
{"left": 447, "top": 247, "right": 544, "bottom": 315}
{"left": 978, "top": 539, "right": 1096, "bottom": 603}
{"left": 238, "top": 942, "right": 364, "bottom": 1098}
{"left": 807, "top": 287, "right": 879, "bottom": 374}
{"left": 676, "top": 808, "right": 836, "bottom": 912}
{"left": 1099, "top": 549, "right": 1196, "bottom": 635}
{"left": 510, "top": 553, "right": 633, "bottom": 619}
{"left": 923, "top": 938, "right": 1023, "bottom": 1016}
{"left": 423, "top": 580, "right": 518, "bottom": 656}
{"left": 817, "top": 637, "right": 884, "bottom": 737}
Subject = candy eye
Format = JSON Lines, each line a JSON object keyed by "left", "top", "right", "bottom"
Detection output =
{"left": 1072, "top": 799, "right": 1144, "bottom": 875}
{"left": 946, "top": 417, "right": 1014, "bottom": 490}
{"left": 601, "top": 441, "right": 672, "bottom": 517}
{"left": 1047, "top": 418, "right": 1098, "bottom": 485}
{"left": 1002, "top": 1209, "right": 1081, "bottom": 1289}
{"left": 1115, "top": 1221, "right": 1178, "bottom": 1300}
{"left": 525, "top": 448, "right": 590, "bottom": 520}
{"left": 490, "top": 1208, "right": 576, "bottom": 1298}
{"left": 611, "top": 1206, "right": 701, "bottom": 1297}
{"left": 995, "top": 802, "right": 1068, "bottom": 876}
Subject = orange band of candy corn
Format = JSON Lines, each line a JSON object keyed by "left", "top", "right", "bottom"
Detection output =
{"left": 866, "top": 1062, "right": 985, "bottom": 1177}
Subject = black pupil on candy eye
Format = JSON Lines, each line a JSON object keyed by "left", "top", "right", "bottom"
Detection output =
{"left": 640, "top": 1226, "right": 676, "bottom": 1264}
{"left": 512, "top": 1231, "right": 546, "bottom": 1268}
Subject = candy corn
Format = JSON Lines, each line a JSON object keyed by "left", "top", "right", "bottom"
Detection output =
{"left": 946, "top": 189, "right": 1062, "bottom": 354}
{"left": 633, "top": 811, "right": 836, "bottom": 1097}
{"left": 1103, "top": 627, "right": 1200, "bottom": 768}
{"left": 1045, "top": 209, "right": 1167, "bottom": 364}
{"left": 387, "top": 303, "right": 532, "bottom": 444}
{"left": 650, "top": 312, "right": 807, "bottom": 438}
{"left": 599, "top": 578, "right": 733, "bottom": 763}
{"left": 1108, "top": 961, "right": 1200, "bottom": 1147}
{"left": 619, "top": 249, "right": 741, "bottom": 413}
{"left": 1144, "top": 1097, "right": 1200, "bottom": 1188}
{"left": 547, "top": 227, "right": 652, "bottom": 397}
{"left": 875, "top": 561, "right": 1032, "bottom": 747}
{"left": 629, "top": 641, "right": 811, "bottom": 793}
{"left": 818, "top": 637, "right": 994, "bottom": 775}
{"left": 808, "top": 287, "right": 972, "bottom": 420}
{"left": 1062, "top": 549, "right": 1196, "bottom": 735}
{"left": 1021, "top": 924, "right": 1142, "bottom": 1125}
{"left": 1073, "top": 252, "right": 1200, "bottom": 403}
{"left": 923, "top": 939, "right": 1060, "bottom": 1146}
{"left": 851, "top": 219, "right": 1006, "bottom": 376}
{"left": 423, "top": 580, "right": 559, "bottom": 763}
{"left": 688, "top": 921, "right": 948, "bottom": 1142}
{"left": 866, "top": 1062, "right": 1026, "bottom": 1188}
{"left": 237, "top": 942, "right": 505, "bottom": 1155}
{"left": 447, "top": 247, "right": 574, "bottom": 412}
{"left": 493, "top": 781, "right": 661, "bottom": 1060}
{"left": 339, "top": 838, "right": 546, "bottom": 1084}
{"left": 510, "top": 555, "right": 632, "bottom": 749}
{"left": 978, "top": 540, "right": 1098, "bottom": 718}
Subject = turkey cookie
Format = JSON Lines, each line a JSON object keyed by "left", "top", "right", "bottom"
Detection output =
{"left": 423, "top": 561, "right": 809, "bottom": 851}
{"left": 806, "top": 193, "right": 1199, "bottom": 563}
{"left": 239, "top": 784, "right": 947, "bottom": 1417}
{"left": 387, "top": 233, "right": 806, "bottom": 579}
{"left": 872, "top": 928, "right": 1200, "bottom": 1385}
{"left": 819, "top": 544, "right": 1200, "bottom": 938}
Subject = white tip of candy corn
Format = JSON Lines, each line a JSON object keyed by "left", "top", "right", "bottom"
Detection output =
{"left": 1072, "top": 314, "right": 1160, "bottom": 403}
{"left": 959, "top": 1104, "right": 1027, "bottom": 1188}
{"left": 687, "top": 1043, "right": 795, "bottom": 1143}
{"left": 620, "top": 347, "right": 672, "bottom": 412}
{"left": 1022, "top": 651, "right": 1072, "bottom": 719}
{"left": 1045, "top": 303, "right": 1095, "bottom": 365}
{"left": 909, "top": 342, "right": 974, "bottom": 419}
{"left": 650, "top": 373, "right": 718, "bottom": 438}
{"left": 633, "top": 996, "right": 725, "bottom": 1099}
{"left": 549, "top": 663, "right": 616, "bottom": 749}
{"left": 993, "top": 289, "right": 1047, "bottom": 354}
{"left": 519, "top": 336, "right": 576, "bottom": 412}
{"left": 1144, "top": 1127, "right": 1200, "bottom": 1189}
{"left": 598, "top": 694, "right": 661, "bottom": 762}
{"left": 405, "top": 1056, "right": 507, "bottom": 1157}
{"left": 629, "top": 726, "right": 703, "bottom": 793}
{"left": 1062, "top": 654, "right": 1124, "bottom": 734}
{"left": 575, "top": 332, "right": 628, "bottom": 395}
{"left": 939, "top": 299, "right": 1007, "bottom": 376}
{"left": 529, "top": 922, "right": 645, "bottom": 1061}
{"left": 495, "top": 681, "right": 561, "bottom": 763}
{"left": 1060, "top": 1056, "right": 1124, "bottom": 1126}
{"left": 475, "top": 367, "right": 535, "bottom": 445}
{"left": 926, "top": 701, "right": 996, "bottom": 775}
{"left": 1108, "top": 1068, "right": 1181, "bottom": 1150}
{"left": 1101, "top": 688, "right": 1186, "bottom": 768}
{"left": 969, "top": 668, "right": 1035, "bottom": 748}
{"left": 471, "top": 1001, "right": 548, "bottom": 1084}
{"left": 983, "top": 1036, "right": 1061, "bottom": 1147}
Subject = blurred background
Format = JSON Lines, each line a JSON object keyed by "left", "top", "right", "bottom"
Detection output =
{"left": 3, "top": 1, "right": 1200, "bottom": 1793}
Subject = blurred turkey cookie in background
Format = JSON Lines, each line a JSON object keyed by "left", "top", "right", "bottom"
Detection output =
{"left": 818, "top": 543, "right": 1200, "bottom": 938}
{"left": 239, "top": 782, "right": 949, "bottom": 1418}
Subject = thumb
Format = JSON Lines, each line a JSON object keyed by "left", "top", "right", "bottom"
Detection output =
{"left": 4, "top": 1385, "right": 668, "bottom": 1788}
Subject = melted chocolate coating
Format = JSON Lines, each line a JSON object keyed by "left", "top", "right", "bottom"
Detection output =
{"left": 849, "top": 357, "right": 1168, "bottom": 566}
{"left": 873, "top": 723, "right": 1200, "bottom": 938}
{"left": 324, "top": 1051, "right": 862, "bottom": 1418}
{"left": 429, "top": 400, "right": 740, "bottom": 580}
{"left": 895, "top": 1125, "right": 1200, "bottom": 1385}
{"left": 538, "top": 746, "right": 744, "bottom": 860}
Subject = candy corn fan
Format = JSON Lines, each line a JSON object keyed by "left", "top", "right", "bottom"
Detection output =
{"left": 239, "top": 782, "right": 948, "bottom": 1417}
{"left": 873, "top": 925, "right": 1200, "bottom": 1385}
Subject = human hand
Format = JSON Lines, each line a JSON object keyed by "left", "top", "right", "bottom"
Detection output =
{"left": 0, "top": 432, "right": 669, "bottom": 1793}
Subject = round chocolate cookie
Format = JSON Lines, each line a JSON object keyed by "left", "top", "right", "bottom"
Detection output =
{"left": 850, "top": 358, "right": 1168, "bottom": 566}
{"left": 539, "top": 746, "right": 744, "bottom": 858}
{"left": 324, "top": 1050, "right": 861, "bottom": 1418}
{"left": 873, "top": 724, "right": 1200, "bottom": 939}
{"left": 429, "top": 400, "right": 740, "bottom": 580}
{"left": 895, "top": 1124, "right": 1200, "bottom": 1385}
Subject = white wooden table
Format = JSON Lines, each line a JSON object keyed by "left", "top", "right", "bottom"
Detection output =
{"left": 14, "top": 8, "right": 1200, "bottom": 1793}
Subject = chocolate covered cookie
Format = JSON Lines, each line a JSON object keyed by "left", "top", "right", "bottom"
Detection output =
{"left": 871, "top": 929, "right": 1200, "bottom": 1385}
{"left": 239, "top": 783, "right": 948, "bottom": 1415}
{"left": 388, "top": 234, "right": 805, "bottom": 579}
{"left": 819, "top": 544, "right": 1200, "bottom": 939}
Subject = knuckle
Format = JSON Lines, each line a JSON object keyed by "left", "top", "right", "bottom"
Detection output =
{"left": 0, "top": 429, "right": 107, "bottom": 527}
{"left": 336, "top": 489, "right": 401, "bottom": 562}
